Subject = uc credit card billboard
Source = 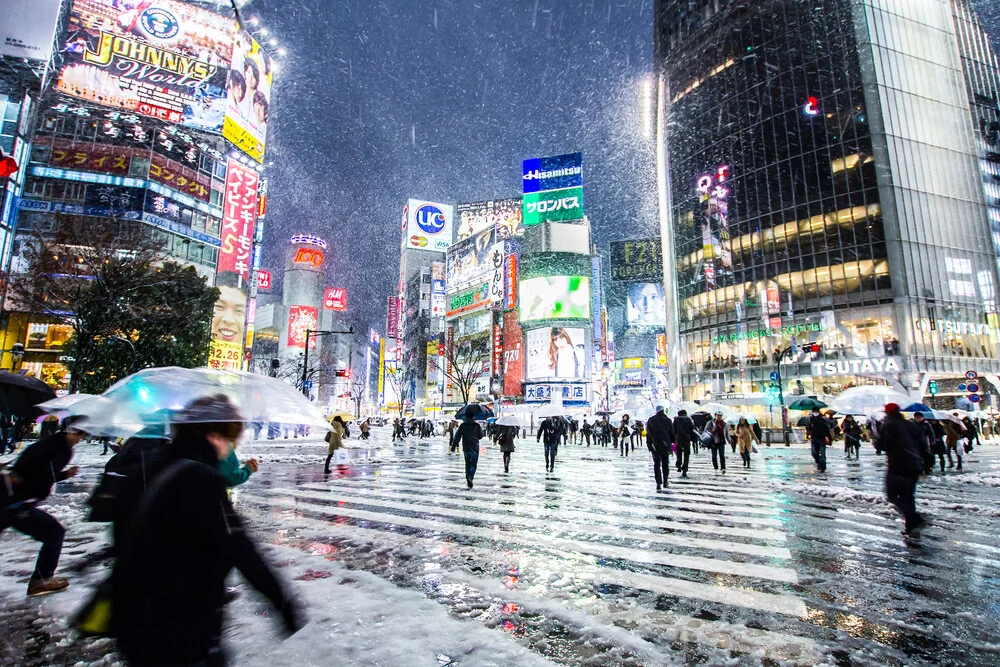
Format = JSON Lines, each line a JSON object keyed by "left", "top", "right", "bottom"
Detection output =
{"left": 402, "top": 199, "right": 454, "bottom": 252}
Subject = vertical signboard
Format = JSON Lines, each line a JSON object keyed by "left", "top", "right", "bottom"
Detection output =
{"left": 591, "top": 255, "right": 603, "bottom": 345}
{"left": 522, "top": 152, "right": 584, "bottom": 226}
{"left": 492, "top": 323, "right": 503, "bottom": 377}
{"left": 505, "top": 254, "right": 518, "bottom": 311}
{"left": 387, "top": 296, "right": 400, "bottom": 338}
{"left": 224, "top": 29, "right": 273, "bottom": 163}
{"left": 489, "top": 242, "right": 505, "bottom": 307}
{"left": 502, "top": 311, "right": 523, "bottom": 397}
{"left": 287, "top": 305, "right": 319, "bottom": 349}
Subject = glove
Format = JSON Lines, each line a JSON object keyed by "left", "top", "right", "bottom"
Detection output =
{"left": 280, "top": 599, "right": 306, "bottom": 636}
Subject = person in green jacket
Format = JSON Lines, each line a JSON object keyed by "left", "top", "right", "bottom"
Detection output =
{"left": 218, "top": 445, "right": 259, "bottom": 487}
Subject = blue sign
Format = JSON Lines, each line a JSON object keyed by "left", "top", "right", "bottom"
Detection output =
{"left": 968, "top": 383, "right": 980, "bottom": 393}
{"left": 522, "top": 152, "right": 583, "bottom": 194}
{"left": 770, "top": 371, "right": 780, "bottom": 382}
{"left": 303, "top": 380, "right": 313, "bottom": 391}
{"left": 414, "top": 203, "right": 447, "bottom": 235}
{"left": 969, "top": 393, "right": 981, "bottom": 403}
{"left": 958, "top": 383, "right": 967, "bottom": 392}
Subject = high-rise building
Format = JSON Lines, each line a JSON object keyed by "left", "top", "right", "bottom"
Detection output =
{"left": 655, "top": 0, "right": 1000, "bottom": 413}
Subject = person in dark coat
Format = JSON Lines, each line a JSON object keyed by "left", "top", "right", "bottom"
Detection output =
{"left": 452, "top": 412, "right": 485, "bottom": 488}
{"left": 537, "top": 416, "right": 562, "bottom": 473}
{"left": 842, "top": 415, "right": 863, "bottom": 460}
{"left": 706, "top": 412, "right": 728, "bottom": 473}
{"left": 806, "top": 408, "right": 831, "bottom": 472}
{"left": 672, "top": 410, "right": 696, "bottom": 477}
{"left": 39, "top": 415, "right": 60, "bottom": 439}
{"left": 912, "top": 412, "right": 935, "bottom": 474}
{"left": 581, "top": 419, "right": 593, "bottom": 447}
{"left": 498, "top": 425, "right": 516, "bottom": 473}
{"left": 0, "top": 418, "right": 83, "bottom": 596}
{"left": 113, "top": 395, "right": 303, "bottom": 666}
{"left": 645, "top": 406, "right": 674, "bottom": 490}
{"left": 878, "top": 403, "right": 927, "bottom": 537}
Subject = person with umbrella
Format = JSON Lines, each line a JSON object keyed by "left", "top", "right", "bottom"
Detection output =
{"left": 452, "top": 406, "right": 486, "bottom": 488}
{"left": 673, "top": 409, "right": 696, "bottom": 477}
{"left": 706, "top": 411, "right": 729, "bottom": 473}
{"left": 537, "top": 415, "right": 562, "bottom": 473}
{"left": 942, "top": 415, "right": 967, "bottom": 470}
{"left": 878, "top": 402, "right": 928, "bottom": 538}
{"left": 645, "top": 406, "right": 674, "bottom": 490}
{"left": 806, "top": 407, "right": 831, "bottom": 472}
{"left": 0, "top": 416, "right": 83, "bottom": 596}
{"left": 499, "top": 425, "right": 516, "bottom": 473}
{"left": 112, "top": 395, "right": 304, "bottom": 665}
{"left": 324, "top": 416, "right": 346, "bottom": 474}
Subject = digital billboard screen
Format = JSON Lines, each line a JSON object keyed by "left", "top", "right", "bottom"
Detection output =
{"left": 518, "top": 276, "right": 590, "bottom": 322}
{"left": 57, "top": 0, "right": 235, "bottom": 131}
{"left": 525, "top": 327, "right": 587, "bottom": 380}
{"left": 223, "top": 28, "right": 272, "bottom": 162}
{"left": 627, "top": 282, "right": 666, "bottom": 326}
{"left": 456, "top": 198, "right": 523, "bottom": 240}
{"left": 446, "top": 226, "right": 494, "bottom": 291}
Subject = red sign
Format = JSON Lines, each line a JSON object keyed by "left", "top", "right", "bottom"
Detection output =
{"left": 657, "top": 333, "right": 668, "bottom": 367}
{"left": 502, "top": 311, "right": 523, "bottom": 397}
{"left": 218, "top": 160, "right": 259, "bottom": 280}
{"left": 287, "top": 305, "right": 319, "bottom": 349}
{"left": 324, "top": 287, "right": 347, "bottom": 311}
{"left": 492, "top": 324, "right": 503, "bottom": 376}
{"left": 149, "top": 152, "right": 212, "bottom": 202}
{"left": 257, "top": 271, "right": 272, "bottom": 290}
{"left": 293, "top": 247, "right": 325, "bottom": 268}
{"left": 387, "top": 297, "right": 400, "bottom": 338}
{"left": 505, "top": 254, "right": 518, "bottom": 311}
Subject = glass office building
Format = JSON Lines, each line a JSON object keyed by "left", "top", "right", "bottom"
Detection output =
{"left": 655, "top": 0, "right": 1000, "bottom": 408}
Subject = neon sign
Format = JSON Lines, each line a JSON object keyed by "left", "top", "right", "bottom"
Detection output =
{"left": 804, "top": 96, "right": 820, "bottom": 116}
{"left": 289, "top": 234, "right": 328, "bottom": 249}
{"left": 695, "top": 164, "right": 731, "bottom": 197}
{"left": 293, "top": 247, "right": 324, "bottom": 268}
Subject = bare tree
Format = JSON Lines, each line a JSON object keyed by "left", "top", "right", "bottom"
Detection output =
{"left": 350, "top": 376, "right": 367, "bottom": 418}
{"left": 443, "top": 335, "right": 490, "bottom": 405}
{"left": 384, "top": 364, "right": 414, "bottom": 418}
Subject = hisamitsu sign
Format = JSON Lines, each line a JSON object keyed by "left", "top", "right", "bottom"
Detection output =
{"left": 522, "top": 152, "right": 583, "bottom": 193}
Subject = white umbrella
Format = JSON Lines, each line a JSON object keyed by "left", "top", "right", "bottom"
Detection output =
{"left": 726, "top": 413, "right": 758, "bottom": 425}
{"left": 700, "top": 402, "right": 737, "bottom": 419}
{"left": 667, "top": 401, "right": 702, "bottom": 418}
{"left": 827, "top": 386, "right": 911, "bottom": 416}
{"left": 932, "top": 410, "right": 965, "bottom": 426}
{"left": 495, "top": 415, "right": 523, "bottom": 427}
{"left": 535, "top": 403, "right": 570, "bottom": 418}
{"left": 37, "top": 393, "right": 102, "bottom": 417}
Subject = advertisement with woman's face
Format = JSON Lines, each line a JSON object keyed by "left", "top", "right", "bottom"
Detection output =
{"left": 525, "top": 327, "right": 586, "bottom": 380}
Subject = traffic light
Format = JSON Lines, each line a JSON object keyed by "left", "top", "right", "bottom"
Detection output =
{"left": 928, "top": 380, "right": 938, "bottom": 396}
{"left": 766, "top": 383, "right": 781, "bottom": 404}
{"left": 804, "top": 342, "right": 821, "bottom": 353}
{"left": 335, "top": 369, "right": 352, "bottom": 378}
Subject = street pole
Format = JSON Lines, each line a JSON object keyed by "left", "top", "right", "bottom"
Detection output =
{"left": 301, "top": 329, "right": 312, "bottom": 396}
{"left": 776, "top": 346, "right": 792, "bottom": 446}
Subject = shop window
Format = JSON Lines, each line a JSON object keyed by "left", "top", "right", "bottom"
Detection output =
{"left": 26, "top": 323, "right": 73, "bottom": 350}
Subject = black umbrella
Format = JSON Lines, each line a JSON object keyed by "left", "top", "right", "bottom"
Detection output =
{"left": 456, "top": 403, "right": 495, "bottom": 421}
{"left": 0, "top": 371, "right": 57, "bottom": 418}
{"left": 691, "top": 411, "right": 712, "bottom": 429}
{"left": 796, "top": 415, "right": 812, "bottom": 427}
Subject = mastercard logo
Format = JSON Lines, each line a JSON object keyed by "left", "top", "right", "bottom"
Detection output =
{"left": 410, "top": 235, "right": 428, "bottom": 247}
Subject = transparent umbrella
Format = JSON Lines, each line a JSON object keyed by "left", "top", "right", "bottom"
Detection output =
{"left": 37, "top": 393, "right": 102, "bottom": 417}
{"left": 76, "top": 367, "right": 331, "bottom": 437}
{"left": 827, "top": 386, "right": 911, "bottom": 416}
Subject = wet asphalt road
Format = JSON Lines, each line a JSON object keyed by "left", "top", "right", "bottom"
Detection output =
{"left": 230, "top": 435, "right": 1000, "bottom": 666}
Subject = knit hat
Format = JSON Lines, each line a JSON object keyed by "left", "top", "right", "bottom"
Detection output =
{"left": 884, "top": 402, "right": 900, "bottom": 414}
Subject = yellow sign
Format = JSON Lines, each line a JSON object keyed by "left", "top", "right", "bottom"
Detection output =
{"left": 623, "top": 358, "right": 642, "bottom": 369}
{"left": 208, "top": 339, "right": 242, "bottom": 371}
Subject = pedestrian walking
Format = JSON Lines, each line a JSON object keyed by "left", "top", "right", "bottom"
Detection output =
{"left": 645, "top": 406, "right": 674, "bottom": 490}
{"left": 360, "top": 419, "right": 371, "bottom": 441}
{"left": 878, "top": 402, "right": 928, "bottom": 538}
{"left": 673, "top": 410, "right": 695, "bottom": 477}
{"left": 735, "top": 417, "right": 759, "bottom": 468}
{"left": 842, "top": 414, "right": 862, "bottom": 460}
{"left": 0, "top": 417, "right": 83, "bottom": 596}
{"left": 323, "top": 416, "right": 345, "bottom": 474}
{"left": 581, "top": 419, "right": 593, "bottom": 447}
{"left": 707, "top": 411, "right": 728, "bottom": 473}
{"left": 452, "top": 412, "right": 485, "bottom": 488}
{"left": 963, "top": 416, "right": 981, "bottom": 450}
{"left": 537, "top": 416, "right": 562, "bottom": 473}
{"left": 632, "top": 420, "right": 644, "bottom": 449}
{"left": 112, "top": 395, "right": 304, "bottom": 666}
{"left": 912, "top": 412, "right": 935, "bottom": 475}
{"left": 569, "top": 419, "right": 579, "bottom": 445}
{"left": 619, "top": 414, "right": 631, "bottom": 457}
{"left": 931, "top": 418, "right": 948, "bottom": 472}
{"left": 499, "top": 425, "right": 516, "bottom": 472}
{"left": 942, "top": 417, "right": 966, "bottom": 470}
{"left": 806, "top": 408, "right": 831, "bottom": 472}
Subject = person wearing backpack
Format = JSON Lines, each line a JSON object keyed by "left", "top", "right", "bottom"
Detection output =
{"left": 706, "top": 412, "right": 728, "bottom": 473}
{"left": 0, "top": 417, "right": 83, "bottom": 596}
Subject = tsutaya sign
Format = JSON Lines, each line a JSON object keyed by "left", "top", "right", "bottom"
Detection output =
{"left": 914, "top": 318, "right": 995, "bottom": 336}
{"left": 811, "top": 357, "right": 902, "bottom": 377}
{"left": 712, "top": 322, "right": 822, "bottom": 345}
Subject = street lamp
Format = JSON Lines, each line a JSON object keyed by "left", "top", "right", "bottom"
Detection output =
{"left": 301, "top": 327, "right": 354, "bottom": 397}
{"left": 108, "top": 335, "right": 137, "bottom": 373}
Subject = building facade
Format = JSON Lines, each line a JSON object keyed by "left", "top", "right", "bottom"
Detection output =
{"left": 655, "top": 0, "right": 1000, "bottom": 414}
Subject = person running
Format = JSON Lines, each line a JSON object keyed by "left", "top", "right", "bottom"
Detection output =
{"left": 323, "top": 416, "right": 345, "bottom": 474}
{"left": 735, "top": 417, "right": 759, "bottom": 468}
{"left": 645, "top": 406, "right": 674, "bottom": 490}
{"left": 619, "top": 414, "right": 631, "bottom": 457}
{"left": 842, "top": 414, "right": 863, "bottom": 460}
{"left": 878, "top": 402, "right": 927, "bottom": 538}
{"left": 807, "top": 407, "right": 831, "bottom": 472}
{"left": 581, "top": 419, "right": 593, "bottom": 447}
{"left": 499, "top": 425, "right": 516, "bottom": 473}
{"left": 537, "top": 416, "right": 562, "bottom": 473}
{"left": 113, "top": 396, "right": 303, "bottom": 665}
{"left": 673, "top": 409, "right": 696, "bottom": 477}
{"left": 707, "top": 411, "right": 728, "bottom": 473}
{"left": 452, "top": 413, "right": 485, "bottom": 488}
{"left": 0, "top": 417, "right": 83, "bottom": 596}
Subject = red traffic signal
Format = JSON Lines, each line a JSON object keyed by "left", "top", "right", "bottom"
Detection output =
{"left": 0, "top": 153, "right": 18, "bottom": 179}
{"left": 804, "top": 343, "right": 821, "bottom": 353}
{"left": 334, "top": 369, "right": 351, "bottom": 378}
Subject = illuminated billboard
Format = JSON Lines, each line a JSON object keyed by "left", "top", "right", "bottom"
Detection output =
{"left": 456, "top": 199, "right": 523, "bottom": 240}
{"left": 446, "top": 284, "right": 489, "bottom": 318}
{"left": 610, "top": 238, "right": 663, "bottom": 282}
{"left": 626, "top": 282, "right": 666, "bottom": 326}
{"left": 324, "top": 287, "right": 347, "bottom": 311}
{"left": 208, "top": 270, "right": 246, "bottom": 370}
{"left": 217, "top": 159, "right": 259, "bottom": 280}
{"left": 525, "top": 327, "right": 587, "bottom": 380}
{"left": 223, "top": 28, "right": 272, "bottom": 162}
{"left": 446, "top": 227, "right": 494, "bottom": 290}
{"left": 57, "top": 0, "right": 235, "bottom": 131}
{"left": 402, "top": 199, "right": 454, "bottom": 252}
{"left": 287, "top": 305, "right": 318, "bottom": 349}
{"left": 518, "top": 276, "right": 591, "bottom": 322}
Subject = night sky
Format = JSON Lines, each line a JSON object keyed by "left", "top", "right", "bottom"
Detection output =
{"left": 248, "top": 0, "right": 999, "bottom": 338}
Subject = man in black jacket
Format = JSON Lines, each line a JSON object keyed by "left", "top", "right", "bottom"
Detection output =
{"left": 807, "top": 408, "right": 831, "bottom": 472}
{"left": 645, "top": 406, "right": 674, "bottom": 490}
{"left": 452, "top": 413, "right": 485, "bottom": 488}
{"left": 537, "top": 416, "right": 562, "bottom": 473}
{"left": 878, "top": 403, "right": 927, "bottom": 537}
{"left": 113, "top": 396, "right": 302, "bottom": 665}
{"left": 673, "top": 410, "right": 696, "bottom": 477}
{"left": 0, "top": 419, "right": 83, "bottom": 596}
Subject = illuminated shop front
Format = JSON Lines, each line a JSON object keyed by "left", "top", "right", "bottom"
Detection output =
{"left": 655, "top": 0, "right": 1000, "bottom": 408}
